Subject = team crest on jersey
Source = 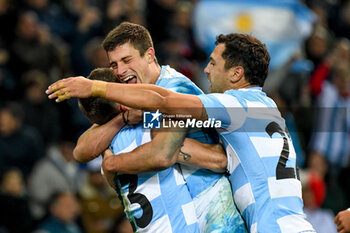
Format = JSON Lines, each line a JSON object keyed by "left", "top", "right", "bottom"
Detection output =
{"left": 143, "top": 110, "right": 162, "bottom": 129}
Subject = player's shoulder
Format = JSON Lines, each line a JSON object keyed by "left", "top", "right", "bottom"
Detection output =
{"left": 110, "top": 125, "right": 144, "bottom": 154}
{"left": 157, "top": 66, "right": 203, "bottom": 95}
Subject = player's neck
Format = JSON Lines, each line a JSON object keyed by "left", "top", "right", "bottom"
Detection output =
{"left": 228, "top": 78, "right": 253, "bottom": 91}
{"left": 146, "top": 63, "right": 161, "bottom": 84}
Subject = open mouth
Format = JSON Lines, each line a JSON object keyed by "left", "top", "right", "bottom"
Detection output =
{"left": 123, "top": 75, "right": 137, "bottom": 84}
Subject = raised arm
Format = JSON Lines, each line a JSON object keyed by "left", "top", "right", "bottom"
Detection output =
{"left": 46, "top": 77, "right": 206, "bottom": 120}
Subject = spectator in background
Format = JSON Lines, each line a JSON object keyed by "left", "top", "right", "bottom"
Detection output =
{"left": 0, "top": 102, "right": 44, "bottom": 179}
{"left": 111, "top": 215, "right": 133, "bottom": 233}
{"left": 24, "top": 0, "right": 76, "bottom": 42}
{"left": 146, "top": 0, "right": 176, "bottom": 45}
{"left": 84, "top": 37, "right": 110, "bottom": 69}
{"left": 70, "top": 5, "right": 102, "bottom": 76}
{"left": 305, "top": 25, "right": 331, "bottom": 69}
{"left": 308, "top": 62, "right": 350, "bottom": 213}
{"left": 157, "top": 1, "right": 206, "bottom": 83}
{"left": 9, "top": 11, "right": 60, "bottom": 85}
{"left": 309, "top": 38, "right": 350, "bottom": 98}
{"left": 0, "top": 39, "right": 17, "bottom": 100}
{"left": 79, "top": 157, "right": 124, "bottom": 233}
{"left": 0, "top": 168, "right": 35, "bottom": 233}
{"left": 102, "top": 0, "right": 127, "bottom": 35}
{"left": 20, "top": 70, "right": 61, "bottom": 147}
{"left": 28, "top": 140, "right": 86, "bottom": 221}
{"left": 34, "top": 192, "right": 82, "bottom": 233}
{"left": 328, "top": 0, "right": 350, "bottom": 40}
{"left": 301, "top": 169, "right": 337, "bottom": 233}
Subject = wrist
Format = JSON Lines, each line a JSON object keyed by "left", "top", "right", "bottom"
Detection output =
{"left": 180, "top": 144, "right": 191, "bottom": 161}
{"left": 91, "top": 80, "right": 107, "bottom": 97}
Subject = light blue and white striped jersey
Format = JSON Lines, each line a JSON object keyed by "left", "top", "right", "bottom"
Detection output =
{"left": 110, "top": 125, "right": 199, "bottom": 233}
{"left": 156, "top": 66, "right": 225, "bottom": 197}
{"left": 199, "top": 87, "right": 315, "bottom": 233}
{"left": 155, "top": 66, "right": 247, "bottom": 232}
{"left": 310, "top": 81, "right": 350, "bottom": 167}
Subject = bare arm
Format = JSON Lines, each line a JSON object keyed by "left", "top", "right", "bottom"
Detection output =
{"left": 46, "top": 77, "right": 207, "bottom": 120}
{"left": 74, "top": 114, "right": 125, "bottom": 163}
{"left": 102, "top": 129, "right": 226, "bottom": 175}
{"left": 151, "top": 129, "right": 227, "bottom": 173}
{"left": 177, "top": 138, "right": 227, "bottom": 173}
{"left": 102, "top": 128, "right": 187, "bottom": 174}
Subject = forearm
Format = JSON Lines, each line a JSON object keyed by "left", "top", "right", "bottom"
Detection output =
{"left": 104, "top": 83, "right": 204, "bottom": 119}
{"left": 47, "top": 77, "right": 205, "bottom": 119}
{"left": 177, "top": 138, "right": 227, "bottom": 173}
{"left": 104, "top": 130, "right": 187, "bottom": 174}
{"left": 73, "top": 114, "right": 125, "bottom": 163}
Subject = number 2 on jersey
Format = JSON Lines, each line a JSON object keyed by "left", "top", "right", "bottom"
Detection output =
{"left": 265, "top": 122, "right": 299, "bottom": 180}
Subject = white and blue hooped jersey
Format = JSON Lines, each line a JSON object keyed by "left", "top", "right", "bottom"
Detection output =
{"left": 199, "top": 87, "right": 315, "bottom": 233}
{"left": 155, "top": 66, "right": 247, "bottom": 232}
{"left": 156, "top": 65, "right": 224, "bottom": 198}
{"left": 110, "top": 125, "right": 199, "bottom": 233}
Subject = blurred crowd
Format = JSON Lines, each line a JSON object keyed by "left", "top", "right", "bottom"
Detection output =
{"left": 0, "top": 0, "right": 349, "bottom": 232}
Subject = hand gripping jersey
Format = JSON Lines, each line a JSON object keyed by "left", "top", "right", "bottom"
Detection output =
{"left": 110, "top": 126, "right": 199, "bottom": 232}
{"left": 198, "top": 87, "right": 315, "bottom": 233}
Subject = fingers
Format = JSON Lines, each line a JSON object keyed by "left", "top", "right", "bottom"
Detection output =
{"left": 46, "top": 81, "right": 65, "bottom": 94}
{"left": 337, "top": 223, "right": 344, "bottom": 232}
{"left": 335, "top": 214, "right": 340, "bottom": 224}
{"left": 46, "top": 81, "right": 72, "bottom": 102}
{"left": 104, "top": 149, "right": 113, "bottom": 157}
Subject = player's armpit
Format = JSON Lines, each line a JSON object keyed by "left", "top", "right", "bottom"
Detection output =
{"left": 177, "top": 138, "right": 227, "bottom": 173}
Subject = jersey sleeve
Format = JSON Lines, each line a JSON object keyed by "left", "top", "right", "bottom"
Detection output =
{"left": 157, "top": 76, "right": 204, "bottom": 95}
{"left": 198, "top": 93, "right": 247, "bottom": 131}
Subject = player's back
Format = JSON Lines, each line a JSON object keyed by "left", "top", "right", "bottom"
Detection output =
{"left": 110, "top": 125, "right": 199, "bottom": 233}
{"left": 199, "top": 87, "right": 315, "bottom": 232}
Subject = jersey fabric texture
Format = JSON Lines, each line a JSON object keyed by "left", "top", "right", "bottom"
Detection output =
{"left": 156, "top": 66, "right": 247, "bottom": 232}
{"left": 198, "top": 87, "right": 315, "bottom": 233}
{"left": 110, "top": 125, "right": 198, "bottom": 233}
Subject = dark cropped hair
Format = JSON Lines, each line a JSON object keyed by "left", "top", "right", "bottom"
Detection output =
{"left": 102, "top": 22, "right": 154, "bottom": 58}
{"left": 215, "top": 33, "right": 270, "bottom": 87}
{"left": 78, "top": 68, "right": 121, "bottom": 125}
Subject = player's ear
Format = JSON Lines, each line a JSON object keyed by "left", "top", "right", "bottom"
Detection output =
{"left": 120, "top": 104, "right": 130, "bottom": 112}
{"left": 145, "top": 47, "right": 155, "bottom": 64}
{"left": 230, "top": 66, "right": 244, "bottom": 83}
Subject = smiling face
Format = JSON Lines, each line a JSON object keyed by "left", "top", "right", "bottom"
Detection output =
{"left": 204, "top": 43, "right": 232, "bottom": 93}
{"left": 107, "top": 42, "right": 156, "bottom": 84}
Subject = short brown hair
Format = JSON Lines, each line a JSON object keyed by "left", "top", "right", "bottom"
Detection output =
{"left": 102, "top": 22, "right": 154, "bottom": 57}
{"left": 215, "top": 34, "right": 270, "bottom": 87}
{"left": 78, "top": 68, "right": 121, "bottom": 125}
